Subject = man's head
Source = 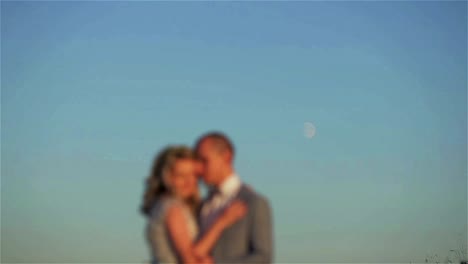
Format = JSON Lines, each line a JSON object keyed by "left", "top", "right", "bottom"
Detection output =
{"left": 194, "top": 132, "right": 235, "bottom": 187}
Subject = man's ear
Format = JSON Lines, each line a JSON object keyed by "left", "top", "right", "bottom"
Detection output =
{"left": 223, "top": 150, "right": 233, "bottom": 163}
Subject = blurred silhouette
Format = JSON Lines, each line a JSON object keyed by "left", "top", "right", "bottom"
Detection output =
{"left": 141, "top": 145, "right": 246, "bottom": 264}
{"left": 194, "top": 132, "right": 274, "bottom": 263}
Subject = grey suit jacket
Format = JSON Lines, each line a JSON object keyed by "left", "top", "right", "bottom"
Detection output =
{"left": 201, "top": 184, "right": 273, "bottom": 263}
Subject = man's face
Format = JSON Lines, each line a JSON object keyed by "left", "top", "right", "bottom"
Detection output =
{"left": 195, "top": 140, "right": 225, "bottom": 186}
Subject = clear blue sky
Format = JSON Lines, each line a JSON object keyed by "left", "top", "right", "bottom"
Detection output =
{"left": 1, "top": 1, "right": 466, "bottom": 263}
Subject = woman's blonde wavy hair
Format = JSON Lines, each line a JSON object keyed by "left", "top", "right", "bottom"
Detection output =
{"left": 140, "top": 145, "right": 200, "bottom": 217}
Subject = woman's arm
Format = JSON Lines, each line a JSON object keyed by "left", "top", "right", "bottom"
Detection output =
{"left": 166, "top": 201, "right": 247, "bottom": 263}
{"left": 166, "top": 205, "right": 199, "bottom": 264}
{"left": 192, "top": 201, "right": 247, "bottom": 258}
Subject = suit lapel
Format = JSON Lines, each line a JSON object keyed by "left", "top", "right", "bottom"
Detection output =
{"left": 235, "top": 184, "right": 250, "bottom": 201}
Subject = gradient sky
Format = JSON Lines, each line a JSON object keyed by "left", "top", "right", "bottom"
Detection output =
{"left": 1, "top": 1, "right": 467, "bottom": 263}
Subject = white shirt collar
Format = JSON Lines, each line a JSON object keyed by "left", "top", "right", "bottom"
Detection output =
{"left": 218, "top": 172, "right": 242, "bottom": 197}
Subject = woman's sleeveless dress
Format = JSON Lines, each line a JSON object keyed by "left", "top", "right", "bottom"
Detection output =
{"left": 146, "top": 197, "right": 198, "bottom": 264}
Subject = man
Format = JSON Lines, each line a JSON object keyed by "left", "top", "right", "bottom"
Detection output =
{"left": 194, "top": 132, "right": 273, "bottom": 263}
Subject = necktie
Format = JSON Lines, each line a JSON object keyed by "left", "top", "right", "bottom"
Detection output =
{"left": 201, "top": 188, "right": 223, "bottom": 233}
{"left": 208, "top": 187, "right": 222, "bottom": 200}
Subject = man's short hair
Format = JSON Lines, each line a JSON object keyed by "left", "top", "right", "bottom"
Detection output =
{"left": 195, "top": 131, "right": 235, "bottom": 159}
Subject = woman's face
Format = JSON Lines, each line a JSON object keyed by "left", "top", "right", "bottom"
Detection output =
{"left": 169, "top": 159, "right": 198, "bottom": 199}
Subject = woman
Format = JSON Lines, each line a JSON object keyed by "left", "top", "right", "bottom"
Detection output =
{"left": 141, "top": 145, "right": 246, "bottom": 264}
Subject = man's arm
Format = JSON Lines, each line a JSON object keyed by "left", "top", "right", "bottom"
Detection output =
{"left": 215, "top": 196, "right": 273, "bottom": 263}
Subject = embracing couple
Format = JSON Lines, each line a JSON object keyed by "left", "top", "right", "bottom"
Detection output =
{"left": 140, "top": 132, "right": 273, "bottom": 264}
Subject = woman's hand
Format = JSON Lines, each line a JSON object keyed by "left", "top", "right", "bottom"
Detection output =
{"left": 220, "top": 200, "right": 247, "bottom": 227}
{"left": 197, "top": 255, "right": 214, "bottom": 264}
{"left": 190, "top": 200, "right": 248, "bottom": 261}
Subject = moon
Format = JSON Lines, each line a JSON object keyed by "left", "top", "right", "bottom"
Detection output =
{"left": 304, "top": 122, "right": 316, "bottom": 139}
